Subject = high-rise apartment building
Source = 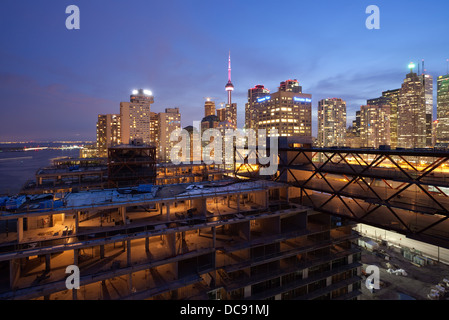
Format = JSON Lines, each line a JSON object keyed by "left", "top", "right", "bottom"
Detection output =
{"left": 96, "top": 114, "right": 121, "bottom": 157}
{"left": 158, "top": 107, "right": 181, "bottom": 163}
{"left": 120, "top": 89, "right": 154, "bottom": 145}
{"left": 437, "top": 74, "right": 449, "bottom": 144}
{"left": 317, "top": 98, "right": 347, "bottom": 148}
{"left": 397, "top": 67, "right": 427, "bottom": 149}
{"left": 246, "top": 79, "right": 312, "bottom": 137}
{"left": 359, "top": 104, "right": 390, "bottom": 148}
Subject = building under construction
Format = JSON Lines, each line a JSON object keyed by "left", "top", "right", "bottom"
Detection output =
{"left": 0, "top": 137, "right": 362, "bottom": 300}
{"left": 0, "top": 179, "right": 361, "bottom": 300}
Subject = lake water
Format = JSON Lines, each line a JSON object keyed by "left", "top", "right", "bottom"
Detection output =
{"left": 0, "top": 143, "right": 80, "bottom": 195}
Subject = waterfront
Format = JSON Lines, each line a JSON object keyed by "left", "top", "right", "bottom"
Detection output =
{"left": 0, "top": 143, "right": 83, "bottom": 195}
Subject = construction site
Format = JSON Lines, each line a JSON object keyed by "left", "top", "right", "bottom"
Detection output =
{"left": 0, "top": 139, "right": 362, "bottom": 300}
{"left": 5, "top": 136, "right": 449, "bottom": 300}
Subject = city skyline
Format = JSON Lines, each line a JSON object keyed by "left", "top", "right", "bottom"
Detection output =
{"left": 0, "top": 0, "right": 449, "bottom": 141}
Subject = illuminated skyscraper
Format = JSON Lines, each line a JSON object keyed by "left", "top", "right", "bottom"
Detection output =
{"left": 96, "top": 114, "right": 121, "bottom": 157}
{"left": 249, "top": 79, "right": 312, "bottom": 137}
{"left": 204, "top": 98, "right": 215, "bottom": 117}
{"left": 317, "top": 98, "right": 347, "bottom": 147}
{"left": 397, "top": 64, "right": 427, "bottom": 149}
{"left": 359, "top": 104, "right": 390, "bottom": 148}
{"left": 204, "top": 99, "right": 216, "bottom": 117}
{"left": 120, "top": 89, "right": 154, "bottom": 145}
{"left": 421, "top": 71, "right": 434, "bottom": 147}
{"left": 379, "top": 89, "right": 400, "bottom": 149}
{"left": 245, "top": 85, "right": 270, "bottom": 130}
{"left": 437, "top": 74, "right": 449, "bottom": 144}
{"left": 158, "top": 107, "right": 181, "bottom": 163}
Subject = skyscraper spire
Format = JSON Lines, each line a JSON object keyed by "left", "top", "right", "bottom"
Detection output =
{"left": 225, "top": 51, "right": 234, "bottom": 105}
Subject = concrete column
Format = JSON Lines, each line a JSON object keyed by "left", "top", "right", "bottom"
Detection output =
{"left": 265, "top": 190, "right": 269, "bottom": 209}
{"left": 45, "top": 254, "right": 51, "bottom": 272}
{"left": 75, "top": 211, "right": 79, "bottom": 234}
{"left": 212, "top": 227, "right": 216, "bottom": 248}
{"left": 303, "top": 268, "right": 308, "bottom": 279}
{"left": 128, "top": 274, "right": 134, "bottom": 295}
{"left": 17, "top": 218, "right": 23, "bottom": 243}
{"left": 326, "top": 276, "right": 332, "bottom": 286}
{"left": 9, "top": 259, "right": 20, "bottom": 289}
{"left": 120, "top": 206, "right": 126, "bottom": 225}
{"left": 145, "top": 237, "right": 149, "bottom": 252}
{"left": 244, "top": 285, "right": 251, "bottom": 298}
{"left": 236, "top": 194, "right": 240, "bottom": 213}
{"left": 166, "top": 233, "right": 176, "bottom": 256}
{"left": 74, "top": 249, "right": 79, "bottom": 266}
{"left": 127, "top": 240, "right": 132, "bottom": 266}
{"left": 100, "top": 245, "right": 105, "bottom": 259}
{"left": 166, "top": 203, "right": 171, "bottom": 221}
{"left": 192, "top": 198, "right": 206, "bottom": 216}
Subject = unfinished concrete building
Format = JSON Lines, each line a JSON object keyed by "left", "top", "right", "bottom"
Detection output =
{"left": 0, "top": 179, "right": 361, "bottom": 300}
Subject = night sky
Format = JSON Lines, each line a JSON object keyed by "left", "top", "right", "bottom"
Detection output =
{"left": 0, "top": 0, "right": 448, "bottom": 141}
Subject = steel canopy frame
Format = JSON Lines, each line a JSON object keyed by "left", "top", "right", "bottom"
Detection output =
{"left": 263, "top": 147, "right": 449, "bottom": 249}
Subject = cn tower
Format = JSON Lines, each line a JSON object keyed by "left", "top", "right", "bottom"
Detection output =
{"left": 225, "top": 51, "right": 234, "bottom": 104}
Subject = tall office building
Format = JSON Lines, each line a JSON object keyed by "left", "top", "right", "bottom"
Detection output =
{"left": 437, "top": 74, "right": 449, "bottom": 144}
{"left": 248, "top": 79, "right": 312, "bottom": 137}
{"left": 120, "top": 89, "right": 154, "bottom": 145}
{"left": 96, "top": 114, "right": 121, "bottom": 157}
{"left": 421, "top": 72, "right": 434, "bottom": 147}
{"left": 149, "top": 111, "right": 159, "bottom": 148}
{"left": 317, "top": 98, "right": 347, "bottom": 147}
{"left": 380, "top": 89, "right": 400, "bottom": 149}
{"left": 158, "top": 107, "right": 181, "bottom": 163}
{"left": 359, "top": 104, "right": 391, "bottom": 148}
{"left": 245, "top": 85, "right": 270, "bottom": 130}
{"left": 204, "top": 99, "right": 216, "bottom": 117}
{"left": 397, "top": 65, "right": 427, "bottom": 149}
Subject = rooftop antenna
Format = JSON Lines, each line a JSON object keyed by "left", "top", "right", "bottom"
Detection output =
{"left": 422, "top": 59, "right": 425, "bottom": 75}
{"left": 418, "top": 60, "right": 420, "bottom": 75}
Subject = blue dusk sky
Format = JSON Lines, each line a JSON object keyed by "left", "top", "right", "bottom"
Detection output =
{"left": 0, "top": 0, "right": 448, "bottom": 141}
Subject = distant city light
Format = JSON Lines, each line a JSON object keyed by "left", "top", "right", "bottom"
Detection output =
{"left": 132, "top": 90, "right": 138, "bottom": 95}
{"left": 143, "top": 90, "right": 152, "bottom": 96}
{"left": 408, "top": 62, "right": 415, "bottom": 70}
